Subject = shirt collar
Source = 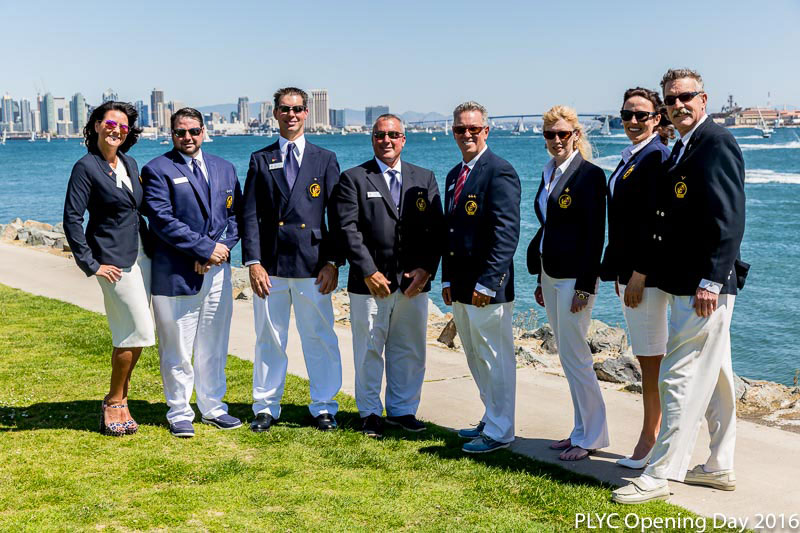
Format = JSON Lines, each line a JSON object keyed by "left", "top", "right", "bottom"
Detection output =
{"left": 621, "top": 132, "right": 658, "bottom": 162}
{"left": 544, "top": 148, "right": 580, "bottom": 177}
{"left": 179, "top": 148, "right": 204, "bottom": 167}
{"left": 279, "top": 135, "right": 306, "bottom": 156}
{"left": 679, "top": 113, "right": 708, "bottom": 146}
{"left": 375, "top": 157, "right": 402, "bottom": 176}
{"left": 462, "top": 145, "right": 488, "bottom": 170}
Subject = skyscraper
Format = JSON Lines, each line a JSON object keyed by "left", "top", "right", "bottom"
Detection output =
{"left": 102, "top": 88, "right": 118, "bottom": 103}
{"left": 306, "top": 92, "right": 316, "bottom": 130}
{"left": 20, "top": 99, "right": 32, "bottom": 132}
{"left": 0, "top": 93, "right": 13, "bottom": 128}
{"left": 311, "top": 89, "right": 329, "bottom": 129}
{"left": 70, "top": 93, "right": 87, "bottom": 135}
{"left": 134, "top": 100, "right": 148, "bottom": 127}
{"left": 329, "top": 108, "right": 345, "bottom": 129}
{"left": 259, "top": 101, "right": 273, "bottom": 126}
{"left": 237, "top": 97, "right": 250, "bottom": 126}
{"left": 365, "top": 105, "right": 389, "bottom": 128}
{"left": 41, "top": 93, "right": 56, "bottom": 134}
{"left": 150, "top": 89, "right": 164, "bottom": 129}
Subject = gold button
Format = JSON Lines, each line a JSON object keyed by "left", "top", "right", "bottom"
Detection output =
{"left": 450, "top": 252, "right": 454, "bottom": 256}
{"left": 278, "top": 221, "right": 284, "bottom": 226}
{"left": 300, "top": 223, "right": 306, "bottom": 228}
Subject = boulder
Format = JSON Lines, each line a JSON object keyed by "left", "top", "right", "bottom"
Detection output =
{"left": 733, "top": 373, "right": 748, "bottom": 401}
{"left": 587, "top": 320, "right": 627, "bottom": 354}
{"left": 16, "top": 230, "right": 30, "bottom": 242}
{"left": 529, "top": 324, "right": 558, "bottom": 354}
{"left": 7, "top": 217, "right": 23, "bottom": 226}
{"left": 53, "top": 222, "right": 65, "bottom": 234}
{"left": 1, "top": 221, "right": 22, "bottom": 241}
{"left": 428, "top": 300, "right": 445, "bottom": 318}
{"left": 437, "top": 318, "right": 458, "bottom": 349}
{"left": 624, "top": 382, "right": 643, "bottom": 394}
{"left": 26, "top": 229, "right": 65, "bottom": 247}
{"left": 235, "top": 288, "right": 253, "bottom": 301}
{"left": 738, "top": 379, "right": 800, "bottom": 416}
{"left": 593, "top": 356, "right": 642, "bottom": 384}
{"left": 515, "top": 345, "right": 550, "bottom": 368}
{"left": 23, "top": 220, "right": 53, "bottom": 231}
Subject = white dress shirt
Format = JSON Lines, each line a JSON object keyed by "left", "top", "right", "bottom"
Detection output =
{"left": 375, "top": 157, "right": 402, "bottom": 190}
{"left": 537, "top": 149, "right": 580, "bottom": 254}
{"left": 608, "top": 132, "right": 658, "bottom": 196}
{"left": 112, "top": 157, "right": 133, "bottom": 192}
{"left": 278, "top": 135, "right": 306, "bottom": 167}
{"left": 179, "top": 149, "right": 208, "bottom": 182}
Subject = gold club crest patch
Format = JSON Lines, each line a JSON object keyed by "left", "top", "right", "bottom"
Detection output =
{"left": 558, "top": 194, "right": 572, "bottom": 208}
{"left": 622, "top": 164, "right": 635, "bottom": 180}
{"left": 309, "top": 183, "right": 321, "bottom": 198}
{"left": 675, "top": 181, "right": 687, "bottom": 198}
{"left": 226, "top": 195, "right": 233, "bottom": 208}
{"left": 465, "top": 200, "right": 478, "bottom": 215}
{"left": 416, "top": 197, "right": 427, "bottom": 211}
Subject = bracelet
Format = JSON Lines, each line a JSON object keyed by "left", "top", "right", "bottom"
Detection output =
{"left": 575, "top": 290, "right": 590, "bottom": 300}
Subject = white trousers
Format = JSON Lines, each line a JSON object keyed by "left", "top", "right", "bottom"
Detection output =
{"left": 645, "top": 293, "right": 737, "bottom": 481}
{"left": 349, "top": 291, "right": 428, "bottom": 418}
{"left": 152, "top": 263, "right": 233, "bottom": 423}
{"left": 252, "top": 277, "right": 342, "bottom": 418}
{"left": 541, "top": 268, "right": 610, "bottom": 450}
{"left": 452, "top": 301, "right": 516, "bottom": 443}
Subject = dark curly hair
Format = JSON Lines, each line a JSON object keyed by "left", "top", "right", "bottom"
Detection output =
{"left": 83, "top": 101, "right": 143, "bottom": 154}
{"left": 621, "top": 87, "right": 663, "bottom": 114}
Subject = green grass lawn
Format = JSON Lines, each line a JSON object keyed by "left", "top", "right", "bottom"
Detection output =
{"left": 0, "top": 284, "right": 732, "bottom": 532}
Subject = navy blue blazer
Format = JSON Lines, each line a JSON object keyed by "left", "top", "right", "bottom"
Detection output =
{"left": 600, "top": 136, "right": 671, "bottom": 285}
{"left": 336, "top": 158, "right": 443, "bottom": 295}
{"left": 141, "top": 149, "right": 242, "bottom": 297}
{"left": 652, "top": 118, "right": 746, "bottom": 296}
{"left": 241, "top": 139, "right": 342, "bottom": 277}
{"left": 526, "top": 154, "right": 606, "bottom": 294}
{"left": 442, "top": 148, "right": 521, "bottom": 304}
{"left": 63, "top": 151, "right": 152, "bottom": 277}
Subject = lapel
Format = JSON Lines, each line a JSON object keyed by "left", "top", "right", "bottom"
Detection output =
{"left": 92, "top": 152, "right": 134, "bottom": 207}
{"left": 451, "top": 150, "right": 489, "bottom": 213}
{"left": 533, "top": 176, "right": 545, "bottom": 225}
{"left": 264, "top": 141, "right": 290, "bottom": 202}
{"left": 444, "top": 164, "right": 460, "bottom": 213}
{"left": 399, "top": 161, "right": 413, "bottom": 212}
{"left": 547, "top": 152, "right": 583, "bottom": 210}
{"left": 365, "top": 158, "right": 399, "bottom": 220}
{"left": 285, "top": 141, "right": 316, "bottom": 216}
{"left": 169, "top": 149, "right": 210, "bottom": 219}
{"left": 118, "top": 153, "right": 140, "bottom": 206}
{"left": 669, "top": 116, "right": 711, "bottom": 173}
{"left": 204, "top": 153, "right": 218, "bottom": 215}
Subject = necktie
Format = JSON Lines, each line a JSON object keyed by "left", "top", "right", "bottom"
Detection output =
{"left": 452, "top": 165, "right": 470, "bottom": 211}
{"left": 192, "top": 159, "right": 210, "bottom": 203}
{"left": 388, "top": 169, "right": 401, "bottom": 209}
{"left": 668, "top": 139, "right": 684, "bottom": 166}
{"left": 284, "top": 142, "right": 299, "bottom": 190}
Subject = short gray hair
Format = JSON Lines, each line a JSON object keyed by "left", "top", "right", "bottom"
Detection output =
{"left": 453, "top": 101, "right": 488, "bottom": 126}
{"left": 660, "top": 68, "right": 704, "bottom": 94}
{"left": 372, "top": 113, "right": 405, "bottom": 133}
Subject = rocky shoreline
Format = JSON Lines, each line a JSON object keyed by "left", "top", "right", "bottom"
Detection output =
{"left": 4, "top": 217, "right": 799, "bottom": 432}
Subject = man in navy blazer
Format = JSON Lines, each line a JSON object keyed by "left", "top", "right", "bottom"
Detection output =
{"left": 442, "top": 101, "right": 521, "bottom": 454}
{"left": 241, "top": 87, "right": 343, "bottom": 432}
{"left": 142, "top": 107, "right": 243, "bottom": 438}
{"left": 614, "top": 69, "right": 747, "bottom": 504}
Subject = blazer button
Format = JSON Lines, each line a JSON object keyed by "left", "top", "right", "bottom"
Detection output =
{"left": 278, "top": 221, "right": 284, "bottom": 226}
{"left": 653, "top": 234, "right": 657, "bottom": 239}
{"left": 661, "top": 212, "right": 665, "bottom": 217}
{"left": 658, "top": 236, "right": 662, "bottom": 241}
{"left": 655, "top": 210, "right": 660, "bottom": 215}
{"left": 450, "top": 252, "right": 454, "bottom": 256}
{"left": 300, "top": 223, "right": 306, "bottom": 228}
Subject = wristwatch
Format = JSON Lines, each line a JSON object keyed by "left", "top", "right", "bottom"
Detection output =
{"left": 575, "top": 290, "right": 591, "bottom": 300}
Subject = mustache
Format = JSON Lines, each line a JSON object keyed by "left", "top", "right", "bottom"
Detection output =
{"left": 672, "top": 108, "right": 692, "bottom": 118}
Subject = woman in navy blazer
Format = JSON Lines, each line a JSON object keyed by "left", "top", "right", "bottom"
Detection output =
{"left": 600, "top": 88, "right": 671, "bottom": 469}
{"left": 63, "top": 101, "right": 154, "bottom": 437}
{"left": 527, "top": 105, "right": 609, "bottom": 461}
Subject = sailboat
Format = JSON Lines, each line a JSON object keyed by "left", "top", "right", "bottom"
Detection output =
{"left": 755, "top": 108, "right": 774, "bottom": 138}
{"left": 511, "top": 117, "right": 526, "bottom": 136}
{"left": 598, "top": 116, "right": 611, "bottom": 136}
{"left": 443, "top": 120, "right": 450, "bottom": 135}
{"left": 46, "top": 133, "right": 51, "bottom": 142}
{"left": 29, "top": 132, "right": 35, "bottom": 142}
{"left": 1, "top": 130, "right": 6, "bottom": 145}
{"left": 340, "top": 127, "right": 347, "bottom": 136}
{"left": 203, "top": 129, "right": 214, "bottom": 143}
{"left": 532, "top": 123, "right": 542, "bottom": 134}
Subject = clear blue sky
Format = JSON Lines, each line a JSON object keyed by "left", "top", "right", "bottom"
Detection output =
{"left": 3, "top": 0, "right": 798, "bottom": 114}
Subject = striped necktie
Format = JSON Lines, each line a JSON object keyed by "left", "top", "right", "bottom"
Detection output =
{"left": 452, "top": 165, "right": 470, "bottom": 211}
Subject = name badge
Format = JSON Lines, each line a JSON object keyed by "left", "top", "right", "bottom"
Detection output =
{"left": 367, "top": 191, "right": 382, "bottom": 198}
{"left": 269, "top": 162, "right": 284, "bottom": 170}
{"left": 172, "top": 177, "right": 189, "bottom": 184}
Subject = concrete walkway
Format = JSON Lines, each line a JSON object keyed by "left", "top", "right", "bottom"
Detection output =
{"left": 1, "top": 241, "right": 797, "bottom": 528}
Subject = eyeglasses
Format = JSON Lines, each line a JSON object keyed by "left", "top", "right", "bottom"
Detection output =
{"left": 101, "top": 120, "right": 129, "bottom": 134}
{"left": 620, "top": 110, "right": 659, "bottom": 122}
{"left": 373, "top": 131, "right": 404, "bottom": 140}
{"left": 542, "top": 130, "right": 573, "bottom": 140}
{"left": 452, "top": 125, "right": 486, "bottom": 135}
{"left": 173, "top": 128, "right": 203, "bottom": 137}
{"left": 664, "top": 91, "right": 703, "bottom": 106}
{"left": 278, "top": 105, "right": 307, "bottom": 114}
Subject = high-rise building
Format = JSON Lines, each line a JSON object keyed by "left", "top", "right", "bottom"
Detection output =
{"left": 311, "top": 89, "right": 329, "bottom": 129}
{"left": 150, "top": 89, "right": 164, "bottom": 129}
{"left": 237, "top": 97, "right": 250, "bottom": 126}
{"left": 134, "top": 100, "right": 148, "bottom": 127}
{"left": 70, "top": 93, "right": 87, "bottom": 135}
{"left": 1, "top": 93, "right": 13, "bottom": 127}
{"left": 20, "top": 99, "right": 32, "bottom": 132}
{"left": 41, "top": 93, "right": 56, "bottom": 133}
{"left": 32, "top": 108, "right": 41, "bottom": 133}
{"left": 365, "top": 105, "right": 389, "bottom": 128}
{"left": 259, "top": 101, "right": 274, "bottom": 126}
{"left": 230, "top": 111, "right": 239, "bottom": 123}
{"left": 102, "top": 88, "right": 118, "bottom": 103}
{"left": 305, "top": 92, "right": 316, "bottom": 130}
{"left": 54, "top": 97, "right": 72, "bottom": 135}
{"left": 329, "top": 108, "right": 345, "bottom": 128}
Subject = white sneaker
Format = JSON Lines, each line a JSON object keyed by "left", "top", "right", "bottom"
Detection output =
{"left": 612, "top": 478, "right": 670, "bottom": 505}
{"left": 684, "top": 464, "right": 736, "bottom": 491}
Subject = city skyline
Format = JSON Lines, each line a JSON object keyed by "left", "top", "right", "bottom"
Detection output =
{"left": 2, "top": 1, "right": 798, "bottom": 116}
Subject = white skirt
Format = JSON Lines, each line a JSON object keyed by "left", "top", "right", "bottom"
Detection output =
{"left": 97, "top": 242, "right": 155, "bottom": 348}
{"left": 617, "top": 285, "right": 668, "bottom": 356}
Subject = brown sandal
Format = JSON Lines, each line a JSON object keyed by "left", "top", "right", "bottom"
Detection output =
{"left": 549, "top": 438, "right": 572, "bottom": 450}
{"left": 559, "top": 445, "right": 595, "bottom": 461}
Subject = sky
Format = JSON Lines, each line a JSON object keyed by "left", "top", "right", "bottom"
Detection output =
{"left": 3, "top": 0, "right": 799, "bottom": 115}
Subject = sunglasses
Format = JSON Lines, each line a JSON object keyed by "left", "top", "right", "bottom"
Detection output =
{"left": 373, "top": 131, "right": 404, "bottom": 140}
{"left": 452, "top": 125, "right": 485, "bottom": 135}
{"left": 542, "top": 130, "right": 573, "bottom": 140}
{"left": 101, "top": 119, "right": 129, "bottom": 133}
{"left": 620, "top": 110, "right": 659, "bottom": 122}
{"left": 278, "top": 105, "right": 307, "bottom": 114}
{"left": 173, "top": 128, "right": 203, "bottom": 137}
{"left": 664, "top": 91, "right": 703, "bottom": 106}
